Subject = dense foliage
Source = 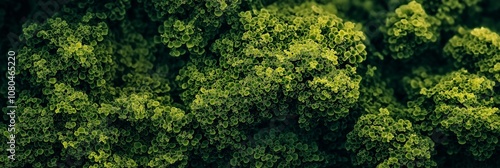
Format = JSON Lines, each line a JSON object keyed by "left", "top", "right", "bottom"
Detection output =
{"left": 1, "top": 0, "right": 500, "bottom": 167}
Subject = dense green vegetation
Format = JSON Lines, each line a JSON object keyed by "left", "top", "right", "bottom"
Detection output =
{"left": 1, "top": 0, "right": 500, "bottom": 167}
